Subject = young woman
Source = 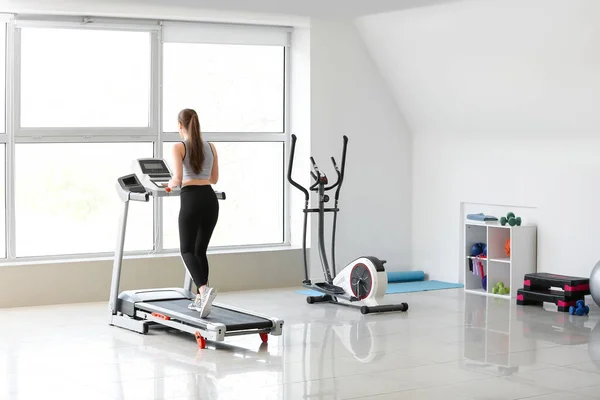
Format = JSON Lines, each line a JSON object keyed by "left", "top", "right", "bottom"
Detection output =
{"left": 168, "top": 108, "right": 220, "bottom": 318}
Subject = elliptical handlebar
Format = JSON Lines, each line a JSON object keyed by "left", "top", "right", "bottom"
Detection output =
{"left": 334, "top": 135, "right": 349, "bottom": 201}
{"left": 325, "top": 158, "right": 340, "bottom": 191}
{"left": 287, "top": 134, "right": 349, "bottom": 196}
{"left": 324, "top": 135, "right": 348, "bottom": 195}
{"left": 309, "top": 157, "right": 320, "bottom": 174}
{"left": 287, "top": 134, "right": 309, "bottom": 202}
{"left": 309, "top": 156, "right": 323, "bottom": 191}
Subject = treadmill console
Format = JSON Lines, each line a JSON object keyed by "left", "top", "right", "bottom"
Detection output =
{"left": 132, "top": 158, "right": 181, "bottom": 197}
{"left": 115, "top": 173, "right": 150, "bottom": 203}
{"left": 115, "top": 158, "right": 226, "bottom": 201}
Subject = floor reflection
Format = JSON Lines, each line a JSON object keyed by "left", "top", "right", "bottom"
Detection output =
{"left": 462, "top": 292, "right": 600, "bottom": 377}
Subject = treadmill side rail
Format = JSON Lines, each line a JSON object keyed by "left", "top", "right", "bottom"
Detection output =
{"left": 138, "top": 311, "right": 227, "bottom": 341}
{"left": 211, "top": 302, "right": 284, "bottom": 336}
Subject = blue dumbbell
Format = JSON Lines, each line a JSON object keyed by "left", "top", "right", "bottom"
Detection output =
{"left": 570, "top": 300, "right": 590, "bottom": 316}
{"left": 570, "top": 306, "right": 579, "bottom": 315}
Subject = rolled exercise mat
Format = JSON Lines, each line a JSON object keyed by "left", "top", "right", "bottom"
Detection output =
{"left": 387, "top": 271, "right": 426, "bottom": 283}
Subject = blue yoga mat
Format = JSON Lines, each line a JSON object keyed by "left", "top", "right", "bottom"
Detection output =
{"left": 296, "top": 280, "right": 463, "bottom": 296}
{"left": 386, "top": 280, "right": 463, "bottom": 294}
{"left": 387, "top": 270, "right": 425, "bottom": 283}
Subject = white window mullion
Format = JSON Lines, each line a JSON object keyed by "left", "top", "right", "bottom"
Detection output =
{"left": 15, "top": 19, "right": 160, "bottom": 32}
{"left": 283, "top": 46, "right": 292, "bottom": 246}
{"left": 13, "top": 135, "right": 158, "bottom": 144}
{"left": 149, "top": 31, "right": 159, "bottom": 135}
{"left": 15, "top": 128, "right": 156, "bottom": 138}
{"left": 12, "top": 24, "right": 20, "bottom": 141}
{"left": 5, "top": 18, "right": 15, "bottom": 260}
{"left": 161, "top": 132, "right": 287, "bottom": 143}
{"left": 153, "top": 28, "right": 163, "bottom": 254}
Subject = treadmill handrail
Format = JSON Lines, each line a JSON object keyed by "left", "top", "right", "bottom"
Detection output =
{"left": 109, "top": 200, "right": 129, "bottom": 314}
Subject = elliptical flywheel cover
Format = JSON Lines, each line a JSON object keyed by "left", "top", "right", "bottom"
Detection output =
{"left": 350, "top": 263, "right": 373, "bottom": 299}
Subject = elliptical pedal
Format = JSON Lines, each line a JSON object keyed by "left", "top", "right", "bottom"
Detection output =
{"left": 315, "top": 282, "right": 346, "bottom": 295}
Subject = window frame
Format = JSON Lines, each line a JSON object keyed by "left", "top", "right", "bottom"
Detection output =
{"left": 13, "top": 19, "right": 160, "bottom": 139}
{"left": 0, "top": 15, "right": 293, "bottom": 263}
{"left": 13, "top": 139, "right": 156, "bottom": 259}
{"left": 155, "top": 29, "right": 291, "bottom": 253}
{"left": 160, "top": 139, "right": 287, "bottom": 251}
{"left": 160, "top": 42, "right": 287, "bottom": 135}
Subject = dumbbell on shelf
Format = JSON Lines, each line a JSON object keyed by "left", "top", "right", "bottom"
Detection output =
{"left": 493, "top": 282, "right": 510, "bottom": 295}
{"left": 500, "top": 212, "right": 522, "bottom": 227}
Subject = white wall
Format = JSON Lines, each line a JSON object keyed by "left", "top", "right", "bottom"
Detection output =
{"left": 309, "top": 17, "right": 412, "bottom": 279}
{"left": 357, "top": 0, "right": 600, "bottom": 282}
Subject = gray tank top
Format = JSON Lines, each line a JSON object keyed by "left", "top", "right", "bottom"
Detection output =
{"left": 182, "top": 140, "right": 214, "bottom": 181}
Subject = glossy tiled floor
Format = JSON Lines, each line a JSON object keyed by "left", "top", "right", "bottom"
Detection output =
{"left": 2, "top": 288, "right": 600, "bottom": 399}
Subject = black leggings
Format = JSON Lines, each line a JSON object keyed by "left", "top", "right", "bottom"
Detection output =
{"left": 179, "top": 185, "right": 219, "bottom": 292}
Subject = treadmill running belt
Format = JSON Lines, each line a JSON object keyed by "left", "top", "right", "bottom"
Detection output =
{"left": 140, "top": 299, "right": 273, "bottom": 331}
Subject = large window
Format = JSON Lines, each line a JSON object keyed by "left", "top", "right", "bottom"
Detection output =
{"left": 15, "top": 143, "right": 153, "bottom": 257}
{"left": 162, "top": 142, "right": 284, "bottom": 249}
{"left": 162, "top": 43, "right": 285, "bottom": 133}
{"left": 20, "top": 27, "right": 151, "bottom": 128}
{"left": 0, "top": 17, "right": 290, "bottom": 262}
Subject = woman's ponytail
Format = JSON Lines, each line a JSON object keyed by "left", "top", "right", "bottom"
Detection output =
{"left": 178, "top": 109, "right": 205, "bottom": 175}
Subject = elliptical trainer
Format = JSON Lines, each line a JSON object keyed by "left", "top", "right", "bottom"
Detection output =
{"left": 287, "top": 134, "right": 408, "bottom": 314}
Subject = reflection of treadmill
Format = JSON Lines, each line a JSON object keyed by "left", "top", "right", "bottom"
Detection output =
{"left": 110, "top": 332, "right": 282, "bottom": 400}
{"left": 109, "top": 158, "right": 284, "bottom": 349}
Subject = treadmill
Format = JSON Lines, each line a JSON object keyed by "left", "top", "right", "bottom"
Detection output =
{"left": 109, "top": 158, "right": 284, "bottom": 349}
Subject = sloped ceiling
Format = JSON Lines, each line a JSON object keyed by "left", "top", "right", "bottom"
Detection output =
{"left": 356, "top": 0, "right": 600, "bottom": 137}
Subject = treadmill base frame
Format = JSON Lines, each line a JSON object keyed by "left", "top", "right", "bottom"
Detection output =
{"left": 109, "top": 301, "right": 284, "bottom": 349}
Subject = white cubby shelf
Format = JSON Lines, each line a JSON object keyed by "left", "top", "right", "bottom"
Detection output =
{"left": 464, "top": 220, "right": 537, "bottom": 299}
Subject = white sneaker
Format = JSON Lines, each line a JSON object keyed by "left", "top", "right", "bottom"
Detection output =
{"left": 188, "top": 293, "right": 203, "bottom": 311}
{"left": 198, "top": 287, "right": 217, "bottom": 318}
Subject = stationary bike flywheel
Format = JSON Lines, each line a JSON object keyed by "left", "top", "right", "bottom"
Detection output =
{"left": 350, "top": 263, "right": 373, "bottom": 300}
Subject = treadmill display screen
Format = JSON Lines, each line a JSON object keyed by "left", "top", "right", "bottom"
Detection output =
{"left": 139, "top": 160, "right": 169, "bottom": 175}
{"left": 122, "top": 175, "right": 140, "bottom": 186}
